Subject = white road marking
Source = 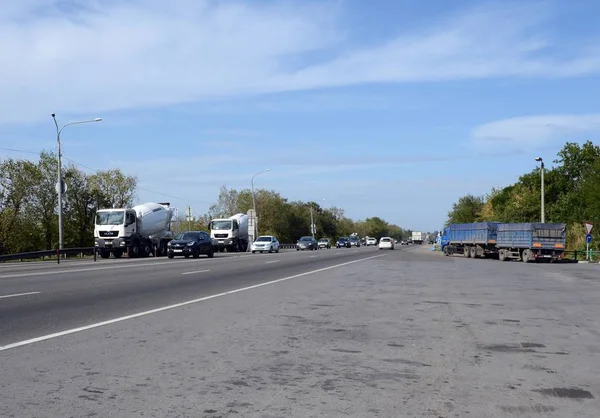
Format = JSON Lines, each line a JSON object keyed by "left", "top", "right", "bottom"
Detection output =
{"left": 181, "top": 269, "right": 211, "bottom": 275}
{"left": 265, "top": 260, "right": 280, "bottom": 264}
{"left": 336, "top": 252, "right": 340, "bottom": 254}
{"left": 0, "top": 254, "right": 386, "bottom": 352}
{"left": 309, "top": 255, "right": 317, "bottom": 258}
{"left": 0, "top": 291, "right": 41, "bottom": 299}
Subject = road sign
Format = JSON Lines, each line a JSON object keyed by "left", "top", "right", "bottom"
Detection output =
{"left": 587, "top": 234, "right": 593, "bottom": 244}
{"left": 55, "top": 180, "right": 67, "bottom": 195}
{"left": 585, "top": 222, "right": 594, "bottom": 234}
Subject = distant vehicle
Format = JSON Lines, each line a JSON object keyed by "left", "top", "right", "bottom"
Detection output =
{"left": 378, "top": 237, "right": 395, "bottom": 250}
{"left": 251, "top": 235, "right": 280, "bottom": 253}
{"left": 366, "top": 237, "right": 377, "bottom": 246}
{"left": 400, "top": 240, "right": 408, "bottom": 245}
{"left": 297, "top": 236, "right": 318, "bottom": 251}
{"left": 411, "top": 231, "right": 423, "bottom": 245}
{"left": 318, "top": 238, "right": 332, "bottom": 249}
{"left": 209, "top": 213, "right": 249, "bottom": 252}
{"left": 336, "top": 237, "right": 351, "bottom": 248}
{"left": 167, "top": 231, "right": 215, "bottom": 258}
{"left": 349, "top": 236, "right": 361, "bottom": 247}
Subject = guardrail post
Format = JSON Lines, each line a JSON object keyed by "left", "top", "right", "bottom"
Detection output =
{"left": 93, "top": 247, "right": 97, "bottom": 262}
{"left": 56, "top": 249, "right": 60, "bottom": 264}
{"left": 154, "top": 245, "right": 157, "bottom": 258}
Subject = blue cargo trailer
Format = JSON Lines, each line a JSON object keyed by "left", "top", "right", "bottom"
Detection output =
{"left": 496, "top": 222, "right": 566, "bottom": 262}
{"left": 440, "top": 222, "right": 500, "bottom": 258}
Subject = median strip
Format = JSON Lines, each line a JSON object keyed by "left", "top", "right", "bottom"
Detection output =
{"left": 0, "top": 253, "right": 387, "bottom": 352}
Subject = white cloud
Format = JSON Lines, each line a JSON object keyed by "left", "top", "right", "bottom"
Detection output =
{"left": 2, "top": 1, "right": 600, "bottom": 124}
{"left": 471, "top": 113, "right": 600, "bottom": 145}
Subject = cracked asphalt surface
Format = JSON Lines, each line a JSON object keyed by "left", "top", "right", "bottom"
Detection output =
{"left": 1, "top": 245, "right": 599, "bottom": 417}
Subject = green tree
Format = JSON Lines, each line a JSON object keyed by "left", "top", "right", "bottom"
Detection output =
{"left": 447, "top": 194, "right": 484, "bottom": 225}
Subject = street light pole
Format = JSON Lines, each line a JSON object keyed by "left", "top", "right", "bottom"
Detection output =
{"left": 251, "top": 168, "right": 270, "bottom": 241}
{"left": 52, "top": 114, "right": 102, "bottom": 251}
{"left": 535, "top": 157, "right": 545, "bottom": 223}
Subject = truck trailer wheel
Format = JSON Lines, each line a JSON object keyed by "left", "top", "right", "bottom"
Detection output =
{"left": 470, "top": 246, "right": 477, "bottom": 259}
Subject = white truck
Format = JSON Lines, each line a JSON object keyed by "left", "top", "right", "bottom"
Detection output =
{"left": 412, "top": 231, "right": 423, "bottom": 245}
{"left": 208, "top": 213, "right": 249, "bottom": 252}
{"left": 94, "top": 202, "right": 175, "bottom": 259}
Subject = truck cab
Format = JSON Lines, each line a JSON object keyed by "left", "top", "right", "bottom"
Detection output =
{"left": 94, "top": 208, "right": 138, "bottom": 258}
{"left": 209, "top": 214, "right": 248, "bottom": 252}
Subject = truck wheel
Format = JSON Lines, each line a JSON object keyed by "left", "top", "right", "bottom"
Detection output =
{"left": 463, "top": 247, "right": 470, "bottom": 258}
{"left": 130, "top": 241, "right": 141, "bottom": 258}
{"left": 499, "top": 249, "right": 506, "bottom": 261}
{"left": 470, "top": 246, "right": 477, "bottom": 259}
{"left": 522, "top": 249, "right": 529, "bottom": 263}
{"left": 99, "top": 250, "right": 110, "bottom": 259}
{"left": 113, "top": 250, "right": 123, "bottom": 259}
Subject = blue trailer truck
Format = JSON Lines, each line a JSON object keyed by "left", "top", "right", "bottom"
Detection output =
{"left": 441, "top": 222, "right": 566, "bottom": 262}
{"left": 496, "top": 222, "right": 566, "bottom": 262}
{"left": 440, "top": 222, "right": 500, "bottom": 258}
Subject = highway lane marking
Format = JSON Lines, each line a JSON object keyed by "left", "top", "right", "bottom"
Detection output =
{"left": 181, "top": 269, "right": 211, "bottom": 275}
{"left": 309, "top": 255, "right": 317, "bottom": 258}
{"left": 265, "top": 260, "right": 280, "bottom": 264}
{"left": 0, "top": 253, "right": 386, "bottom": 352}
{"left": 0, "top": 291, "right": 41, "bottom": 299}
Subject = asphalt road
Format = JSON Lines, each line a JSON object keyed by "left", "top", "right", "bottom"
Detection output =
{"left": 1, "top": 244, "right": 599, "bottom": 417}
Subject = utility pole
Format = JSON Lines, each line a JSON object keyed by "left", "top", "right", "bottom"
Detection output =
{"left": 251, "top": 169, "right": 270, "bottom": 239}
{"left": 310, "top": 206, "right": 315, "bottom": 239}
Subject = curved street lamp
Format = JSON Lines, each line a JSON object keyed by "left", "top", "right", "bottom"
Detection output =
{"left": 52, "top": 114, "right": 102, "bottom": 250}
{"left": 535, "top": 157, "right": 545, "bottom": 223}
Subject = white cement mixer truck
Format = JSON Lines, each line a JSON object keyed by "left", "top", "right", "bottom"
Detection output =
{"left": 94, "top": 202, "right": 175, "bottom": 258}
{"left": 208, "top": 213, "right": 249, "bottom": 252}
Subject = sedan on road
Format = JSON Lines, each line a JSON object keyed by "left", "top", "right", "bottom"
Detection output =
{"left": 297, "top": 236, "right": 318, "bottom": 251}
{"left": 168, "top": 231, "right": 215, "bottom": 258}
{"left": 318, "top": 238, "right": 332, "bottom": 249}
{"left": 378, "top": 236, "right": 395, "bottom": 250}
{"left": 251, "top": 235, "right": 280, "bottom": 253}
{"left": 366, "top": 237, "right": 378, "bottom": 246}
{"left": 336, "top": 237, "right": 351, "bottom": 248}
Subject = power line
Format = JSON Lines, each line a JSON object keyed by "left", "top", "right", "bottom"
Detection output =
{"left": 0, "top": 147, "right": 214, "bottom": 205}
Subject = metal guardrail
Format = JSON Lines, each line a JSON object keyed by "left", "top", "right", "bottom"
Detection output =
{"left": 0, "top": 247, "right": 95, "bottom": 264}
{"left": 0, "top": 243, "right": 301, "bottom": 264}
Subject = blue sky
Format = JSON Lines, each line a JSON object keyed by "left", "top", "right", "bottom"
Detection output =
{"left": 2, "top": 0, "right": 600, "bottom": 232}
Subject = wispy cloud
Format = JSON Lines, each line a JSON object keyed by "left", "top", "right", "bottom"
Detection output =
{"left": 2, "top": 1, "right": 600, "bottom": 124}
{"left": 471, "top": 113, "right": 600, "bottom": 146}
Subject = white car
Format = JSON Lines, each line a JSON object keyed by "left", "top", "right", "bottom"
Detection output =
{"left": 251, "top": 235, "right": 280, "bottom": 253}
{"left": 378, "top": 237, "right": 395, "bottom": 250}
{"left": 366, "top": 237, "right": 378, "bottom": 246}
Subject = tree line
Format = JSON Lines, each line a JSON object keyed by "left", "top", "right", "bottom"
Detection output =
{"left": 0, "top": 152, "right": 137, "bottom": 254}
{"left": 175, "top": 186, "right": 413, "bottom": 244}
{"left": 0, "top": 152, "right": 413, "bottom": 254}
{"left": 446, "top": 141, "right": 600, "bottom": 251}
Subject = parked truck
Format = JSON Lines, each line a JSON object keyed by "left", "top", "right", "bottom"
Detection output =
{"left": 440, "top": 222, "right": 500, "bottom": 258}
{"left": 441, "top": 222, "right": 566, "bottom": 262}
{"left": 412, "top": 231, "right": 423, "bottom": 244}
{"left": 208, "top": 213, "right": 249, "bottom": 252}
{"left": 496, "top": 222, "right": 566, "bottom": 262}
{"left": 94, "top": 202, "right": 175, "bottom": 259}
